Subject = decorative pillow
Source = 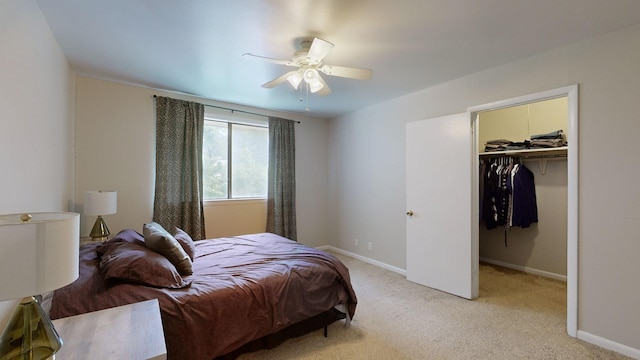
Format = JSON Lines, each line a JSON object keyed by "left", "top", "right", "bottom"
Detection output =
{"left": 173, "top": 227, "right": 197, "bottom": 261}
{"left": 107, "top": 228, "right": 146, "bottom": 246}
{"left": 99, "top": 241, "right": 191, "bottom": 289}
{"left": 143, "top": 222, "right": 193, "bottom": 275}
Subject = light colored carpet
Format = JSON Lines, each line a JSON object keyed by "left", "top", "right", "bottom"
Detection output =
{"left": 239, "top": 252, "right": 631, "bottom": 359}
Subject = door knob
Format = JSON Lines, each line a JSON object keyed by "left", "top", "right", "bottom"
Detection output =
{"left": 406, "top": 210, "right": 414, "bottom": 216}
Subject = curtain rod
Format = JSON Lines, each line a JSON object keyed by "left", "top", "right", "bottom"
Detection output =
{"left": 153, "top": 95, "right": 300, "bottom": 123}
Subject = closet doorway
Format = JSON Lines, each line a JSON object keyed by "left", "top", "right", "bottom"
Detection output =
{"left": 469, "top": 85, "right": 578, "bottom": 337}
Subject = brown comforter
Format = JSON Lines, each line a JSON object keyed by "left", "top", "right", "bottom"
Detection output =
{"left": 51, "top": 233, "right": 357, "bottom": 359}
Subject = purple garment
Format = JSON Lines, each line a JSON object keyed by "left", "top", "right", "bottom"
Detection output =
{"left": 511, "top": 164, "right": 538, "bottom": 228}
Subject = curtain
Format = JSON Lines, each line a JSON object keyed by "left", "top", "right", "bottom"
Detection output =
{"left": 153, "top": 96, "right": 205, "bottom": 239}
{"left": 266, "top": 117, "right": 297, "bottom": 240}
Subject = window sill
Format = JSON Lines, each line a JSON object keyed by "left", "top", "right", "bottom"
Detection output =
{"left": 204, "top": 198, "right": 267, "bottom": 206}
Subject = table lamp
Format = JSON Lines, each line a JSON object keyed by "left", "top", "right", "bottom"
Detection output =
{"left": 0, "top": 212, "right": 80, "bottom": 360}
{"left": 83, "top": 190, "right": 117, "bottom": 241}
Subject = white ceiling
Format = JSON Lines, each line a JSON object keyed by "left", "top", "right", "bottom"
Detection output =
{"left": 36, "top": 0, "right": 640, "bottom": 118}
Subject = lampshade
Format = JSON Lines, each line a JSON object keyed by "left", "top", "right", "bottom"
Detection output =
{"left": 308, "top": 79, "right": 324, "bottom": 93}
{"left": 84, "top": 191, "right": 117, "bottom": 241}
{"left": 286, "top": 71, "right": 303, "bottom": 90}
{"left": 300, "top": 68, "right": 324, "bottom": 93}
{"left": 0, "top": 212, "right": 80, "bottom": 360}
{"left": 83, "top": 191, "right": 117, "bottom": 216}
{"left": 303, "top": 68, "right": 319, "bottom": 83}
{"left": 0, "top": 212, "right": 80, "bottom": 300}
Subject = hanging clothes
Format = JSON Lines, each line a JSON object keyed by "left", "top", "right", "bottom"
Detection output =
{"left": 481, "top": 161, "right": 500, "bottom": 229}
{"left": 510, "top": 163, "right": 538, "bottom": 228}
{"left": 481, "top": 157, "right": 538, "bottom": 231}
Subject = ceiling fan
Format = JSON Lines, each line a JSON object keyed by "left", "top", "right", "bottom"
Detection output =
{"left": 242, "top": 37, "right": 373, "bottom": 96}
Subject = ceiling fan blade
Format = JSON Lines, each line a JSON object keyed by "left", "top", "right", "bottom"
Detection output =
{"left": 242, "top": 53, "right": 295, "bottom": 67}
{"left": 261, "top": 71, "right": 299, "bottom": 88}
{"left": 319, "top": 64, "right": 373, "bottom": 80}
{"left": 314, "top": 75, "right": 332, "bottom": 96}
{"left": 307, "top": 38, "right": 334, "bottom": 64}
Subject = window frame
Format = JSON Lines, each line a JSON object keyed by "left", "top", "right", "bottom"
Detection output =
{"left": 203, "top": 109, "right": 269, "bottom": 201}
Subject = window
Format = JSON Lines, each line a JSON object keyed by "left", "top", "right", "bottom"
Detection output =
{"left": 202, "top": 110, "right": 268, "bottom": 200}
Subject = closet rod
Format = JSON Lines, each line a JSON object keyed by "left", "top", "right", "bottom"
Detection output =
{"left": 153, "top": 95, "right": 300, "bottom": 123}
{"left": 481, "top": 152, "right": 566, "bottom": 175}
{"left": 482, "top": 154, "right": 568, "bottom": 160}
{"left": 481, "top": 155, "right": 567, "bottom": 161}
{"left": 522, "top": 154, "right": 567, "bottom": 160}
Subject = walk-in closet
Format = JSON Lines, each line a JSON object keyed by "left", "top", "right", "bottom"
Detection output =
{"left": 477, "top": 96, "right": 569, "bottom": 286}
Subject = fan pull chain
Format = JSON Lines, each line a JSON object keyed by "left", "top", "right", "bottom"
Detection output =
{"left": 304, "top": 82, "right": 311, "bottom": 111}
{"left": 296, "top": 80, "right": 311, "bottom": 112}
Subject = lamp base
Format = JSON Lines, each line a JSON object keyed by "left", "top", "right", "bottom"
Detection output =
{"left": 89, "top": 215, "right": 110, "bottom": 242}
{"left": 0, "top": 296, "right": 63, "bottom": 360}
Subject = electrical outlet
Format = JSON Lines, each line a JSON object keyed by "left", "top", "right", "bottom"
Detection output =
{"left": 354, "top": 238, "right": 359, "bottom": 246}
{"left": 367, "top": 242, "right": 372, "bottom": 251}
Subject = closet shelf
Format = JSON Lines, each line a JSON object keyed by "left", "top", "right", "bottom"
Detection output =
{"left": 479, "top": 146, "right": 567, "bottom": 159}
{"left": 479, "top": 146, "right": 567, "bottom": 175}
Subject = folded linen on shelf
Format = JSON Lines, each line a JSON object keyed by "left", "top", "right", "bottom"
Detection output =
{"left": 530, "top": 129, "right": 564, "bottom": 140}
{"left": 484, "top": 129, "right": 567, "bottom": 152}
{"left": 529, "top": 129, "right": 567, "bottom": 148}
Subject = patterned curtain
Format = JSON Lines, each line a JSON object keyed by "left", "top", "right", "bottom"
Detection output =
{"left": 153, "top": 96, "right": 205, "bottom": 239}
{"left": 266, "top": 117, "right": 297, "bottom": 240}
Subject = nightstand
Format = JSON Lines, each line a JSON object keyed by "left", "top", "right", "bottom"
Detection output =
{"left": 51, "top": 299, "right": 167, "bottom": 359}
{"left": 79, "top": 237, "right": 99, "bottom": 245}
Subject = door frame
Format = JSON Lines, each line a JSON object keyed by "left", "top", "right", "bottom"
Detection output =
{"left": 467, "top": 84, "right": 579, "bottom": 337}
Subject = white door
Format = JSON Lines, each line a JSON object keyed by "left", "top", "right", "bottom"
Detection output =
{"left": 406, "top": 113, "right": 478, "bottom": 299}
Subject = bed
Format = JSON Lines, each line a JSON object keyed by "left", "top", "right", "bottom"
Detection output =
{"left": 49, "top": 227, "right": 357, "bottom": 359}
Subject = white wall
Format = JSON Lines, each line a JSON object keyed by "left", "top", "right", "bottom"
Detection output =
{"left": 74, "top": 76, "right": 331, "bottom": 247}
{"left": 204, "top": 200, "right": 267, "bottom": 239}
{"left": 329, "top": 24, "right": 640, "bottom": 353}
{"left": 74, "top": 77, "right": 156, "bottom": 237}
{"left": 0, "top": 0, "right": 74, "bottom": 328}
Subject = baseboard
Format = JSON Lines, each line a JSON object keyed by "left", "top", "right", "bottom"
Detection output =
{"left": 318, "top": 247, "right": 638, "bottom": 358}
{"left": 577, "top": 330, "right": 640, "bottom": 359}
{"left": 479, "top": 257, "right": 567, "bottom": 282}
{"left": 317, "top": 246, "right": 406, "bottom": 276}
{"left": 316, "top": 249, "right": 563, "bottom": 283}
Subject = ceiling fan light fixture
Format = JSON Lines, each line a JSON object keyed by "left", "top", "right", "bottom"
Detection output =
{"left": 286, "top": 71, "right": 303, "bottom": 89}
{"left": 303, "top": 68, "right": 319, "bottom": 83}
{"left": 245, "top": 37, "right": 367, "bottom": 98}
{"left": 308, "top": 79, "right": 324, "bottom": 93}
